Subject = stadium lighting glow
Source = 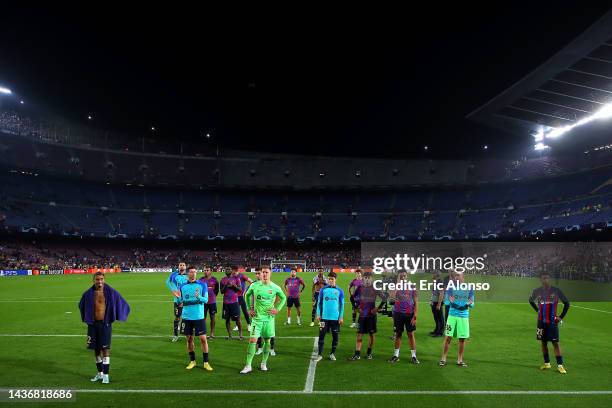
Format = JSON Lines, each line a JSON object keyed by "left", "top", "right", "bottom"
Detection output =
{"left": 534, "top": 143, "right": 550, "bottom": 151}
{"left": 0, "top": 86, "right": 12, "bottom": 94}
{"left": 423, "top": 145, "right": 428, "bottom": 151}
{"left": 483, "top": 145, "right": 488, "bottom": 150}
{"left": 20, "top": 100, "right": 24, "bottom": 104}
{"left": 88, "top": 115, "right": 93, "bottom": 120}
{"left": 534, "top": 103, "right": 612, "bottom": 148}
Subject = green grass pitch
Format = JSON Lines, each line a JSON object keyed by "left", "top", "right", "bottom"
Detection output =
{"left": 0, "top": 272, "right": 610, "bottom": 407}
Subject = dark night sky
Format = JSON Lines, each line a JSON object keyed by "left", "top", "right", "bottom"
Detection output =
{"left": 1, "top": 4, "right": 610, "bottom": 159}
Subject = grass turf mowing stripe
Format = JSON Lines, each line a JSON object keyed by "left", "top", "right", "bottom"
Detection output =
{"left": 1, "top": 389, "right": 609, "bottom": 395}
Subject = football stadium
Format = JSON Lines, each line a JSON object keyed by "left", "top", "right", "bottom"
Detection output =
{"left": 1, "top": 5, "right": 612, "bottom": 408}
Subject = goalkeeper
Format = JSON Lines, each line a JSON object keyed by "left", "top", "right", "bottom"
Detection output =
{"left": 240, "top": 265, "right": 286, "bottom": 374}
{"left": 439, "top": 270, "right": 474, "bottom": 367}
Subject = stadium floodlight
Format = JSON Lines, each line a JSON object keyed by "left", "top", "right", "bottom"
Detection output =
{"left": 538, "top": 102, "right": 612, "bottom": 142}
{"left": 88, "top": 115, "right": 93, "bottom": 120}
{"left": 483, "top": 145, "right": 488, "bottom": 150}
{"left": 0, "top": 86, "right": 12, "bottom": 95}
{"left": 423, "top": 145, "right": 428, "bottom": 151}
{"left": 20, "top": 100, "right": 24, "bottom": 104}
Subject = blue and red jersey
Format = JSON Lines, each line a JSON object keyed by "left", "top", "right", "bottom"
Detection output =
{"left": 355, "top": 285, "right": 384, "bottom": 317}
{"left": 529, "top": 286, "right": 569, "bottom": 324}
{"left": 221, "top": 275, "right": 241, "bottom": 304}
{"left": 349, "top": 278, "right": 362, "bottom": 301}
{"left": 199, "top": 276, "right": 219, "bottom": 304}
{"left": 393, "top": 287, "right": 417, "bottom": 314}
{"left": 285, "top": 277, "right": 304, "bottom": 298}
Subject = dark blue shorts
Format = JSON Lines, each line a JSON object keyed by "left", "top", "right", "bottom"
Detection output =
{"left": 205, "top": 303, "right": 217, "bottom": 318}
{"left": 223, "top": 302, "right": 240, "bottom": 320}
{"left": 183, "top": 319, "right": 207, "bottom": 336}
{"left": 88, "top": 321, "right": 112, "bottom": 350}
{"left": 319, "top": 319, "right": 340, "bottom": 333}
{"left": 358, "top": 315, "right": 377, "bottom": 334}
{"left": 287, "top": 297, "right": 301, "bottom": 308}
{"left": 537, "top": 321, "right": 559, "bottom": 342}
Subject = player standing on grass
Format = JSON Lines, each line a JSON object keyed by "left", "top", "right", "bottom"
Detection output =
{"left": 348, "top": 272, "right": 386, "bottom": 360}
{"left": 348, "top": 269, "right": 362, "bottom": 328}
{"left": 310, "top": 270, "right": 327, "bottom": 326}
{"left": 233, "top": 267, "right": 254, "bottom": 332}
{"left": 388, "top": 270, "right": 419, "bottom": 364}
{"left": 314, "top": 272, "right": 344, "bottom": 362}
{"left": 166, "top": 262, "right": 188, "bottom": 342}
{"left": 220, "top": 268, "right": 243, "bottom": 340}
{"left": 284, "top": 268, "right": 305, "bottom": 325}
{"left": 199, "top": 266, "right": 219, "bottom": 339}
{"left": 252, "top": 267, "right": 277, "bottom": 356}
{"left": 79, "top": 272, "right": 130, "bottom": 384}
{"left": 430, "top": 271, "right": 445, "bottom": 337}
{"left": 529, "top": 271, "right": 570, "bottom": 374}
{"left": 240, "top": 266, "right": 287, "bottom": 374}
{"left": 439, "top": 271, "right": 473, "bottom": 367}
{"left": 180, "top": 266, "right": 213, "bottom": 371}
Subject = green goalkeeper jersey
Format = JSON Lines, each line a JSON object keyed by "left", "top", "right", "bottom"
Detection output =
{"left": 245, "top": 280, "right": 287, "bottom": 320}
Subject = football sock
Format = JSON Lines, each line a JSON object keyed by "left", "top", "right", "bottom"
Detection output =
{"left": 262, "top": 339, "right": 271, "bottom": 364}
{"left": 102, "top": 356, "right": 110, "bottom": 374}
{"left": 543, "top": 352, "right": 550, "bottom": 363}
{"left": 246, "top": 342, "right": 257, "bottom": 366}
{"left": 189, "top": 351, "right": 195, "bottom": 361}
{"left": 556, "top": 355, "right": 563, "bottom": 365}
{"left": 203, "top": 352, "right": 209, "bottom": 363}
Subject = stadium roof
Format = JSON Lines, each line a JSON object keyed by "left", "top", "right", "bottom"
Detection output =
{"left": 467, "top": 9, "right": 612, "bottom": 143}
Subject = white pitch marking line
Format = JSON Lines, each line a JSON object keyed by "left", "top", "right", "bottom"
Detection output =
{"left": 572, "top": 305, "right": 612, "bottom": 314}
{"left": 304, "top": 337, "right": 318, "bottom": 393}
{"left": 0, "top": 389, "right": 609, "bottom": 395}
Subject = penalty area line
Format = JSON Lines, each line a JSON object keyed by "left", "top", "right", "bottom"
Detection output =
{"left": 572, "top": 305, "right": 612, "bottom": 314}
{"left": 304, "top": 337, "right": 318, "bottom": 393}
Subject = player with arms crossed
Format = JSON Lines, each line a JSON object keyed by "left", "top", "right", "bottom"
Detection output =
{"left": 348, "top": 272, "right": 386, "bottom": 360}
{"left": 310, "top": 270, "right": 327, "bottom": 326}
{"left": 199, "top": 266, "right": 219, "bottom": 338}
{"left": 348, "top": 269, "right": 362, "bottom": 328}
{"left": 439, "top": 271, "right": 474, "bottom": 367}
{"left": 529, "top": 271, "right": 570, "bottom": 374}
{"left": 180, "top": 266, "right": 213, "bottom": 371}
{"left": 240, "top": 266, "right": 287, "bottom": 374}
{"left": 166, "top": 262, "right": 188, "bottom": 342}
{"left": 314, "top": 272, "right": 344, "bottom": 361}
{"left": 284, "top": 268, "right": 305, "bottom": 325}
{"left": 79, "top": 272, "right": 130, "bottom": 384}
{"left": 388, "top": 270, "right": 419, "bottom": 364}
{"left": 220, "top": 268, "right": 243, "bottom": 340}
